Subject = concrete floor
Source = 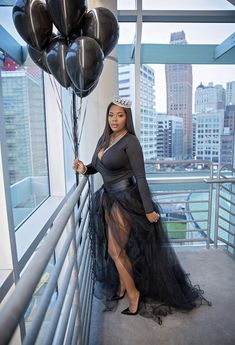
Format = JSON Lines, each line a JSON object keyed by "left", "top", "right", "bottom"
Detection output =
{"left": 89, "top": 246, "right": 235, "bottom": 345}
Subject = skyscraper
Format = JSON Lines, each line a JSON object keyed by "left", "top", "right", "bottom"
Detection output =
{"left": 156, "top": 114, "right": 183, "bottom": 160}
{"left": 1, "top": 67, "right": 48, "bottom": 185}
{"left": 220, "top": 105, "right": 235, "bottom": 165}
{"left": 165, "top": 31, "right": 192, "bottom": 158}
{"left": 195, "top": 82, "right": 225, "bottom": 113}
{"left": 195, "top": 111, "right": 224, "bottom": 163}
{"left": 118, "top": 64, "right": 157, "bottom": 160}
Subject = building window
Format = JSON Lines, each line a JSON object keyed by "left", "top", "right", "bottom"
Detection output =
{"left": 1, "top": 56, "right": 50, "bottom": 229}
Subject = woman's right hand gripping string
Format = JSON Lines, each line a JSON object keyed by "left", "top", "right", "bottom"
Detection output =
{"left": 73, "top": 159, "right": 87, "bottom": 175}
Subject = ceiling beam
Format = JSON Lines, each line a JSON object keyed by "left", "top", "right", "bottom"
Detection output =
{"left": 0, "top": 25, "right": 27, "bottom": 65}
{"left": 226, "top": 0, "right": 235, "bottom": 6}
{"left": 118, "top": 10, "right": 235, "bottom": 23}
{"left": 215, "top": 32, "right": 235, "bottom": 59}
{"left": 118, "top": 43, "right": 235, "bottom": 64}
{"left": 0, "top": 1, "right": 14, "bottom": 5}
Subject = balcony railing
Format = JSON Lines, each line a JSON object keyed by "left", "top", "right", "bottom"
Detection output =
{"left": 0, "top": 160, "right": 234, "bottom": 344}
{"left": 0, "top": 177, "right": 93, "bottom": 345}
{"left": 145, "top": 159, "right": 235, "bottom": 254}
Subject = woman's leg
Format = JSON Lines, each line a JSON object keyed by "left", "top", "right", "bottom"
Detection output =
{"left": 106, "top": 204, "right": 140, "bottom": 312}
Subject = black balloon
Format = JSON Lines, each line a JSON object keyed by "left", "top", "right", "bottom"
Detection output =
{"left": 12, "top": 0, "right": 53, "bottom": 50}
{"left": 46, "top": 36, "right": 71, "bottom": 88}
{"left": 82, "top": 7, "right": 119, "bottom": 57}
{"left": 66, "top": 36, "right": 104, "bottom": 92}
{"left": 46, "top": 0, "right": 86, "bottom": 37}
{"left": 28, "top": 45, "right": 50, "bottom": 73}
{"left": 74, "top": 79, "right": 99, "bottom": 98}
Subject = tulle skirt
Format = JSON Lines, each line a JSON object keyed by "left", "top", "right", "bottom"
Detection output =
{"left": 89, "top": 177, "right": 211, "bottom": 324}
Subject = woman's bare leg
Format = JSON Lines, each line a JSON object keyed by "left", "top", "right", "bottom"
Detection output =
{"left": 106, "top": 205, "right": 140, "bottom": 312}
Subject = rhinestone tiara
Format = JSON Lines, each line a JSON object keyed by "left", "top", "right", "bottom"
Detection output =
{"left": 112, "top": 95, "right": 132, "bottom": 108}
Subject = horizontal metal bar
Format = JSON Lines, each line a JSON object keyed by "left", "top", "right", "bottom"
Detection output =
{"left": 118, "top": 10, "right": 235, "bottom": 23}
{"left": 83, "top": 278, "right": 93, "bottom": 345}
{"left": 168, "top": 228, "right": 208, "bottom": 233}
{"left": 220, "top": 173, "right": 233, "bottom": 179}
{"left": 64, "top": 304, "right": 79, "bottom": 345}
{"left": 152, "top": 189, "right": 209, "bottom": 195}
{"left": 204, "top": 178, "right": 235, "bottom": 183}
{"left": 0, "top": 178, "right": 87, "bottom": 345}
{"left": 77, "top": 221, "right": 90, "bottom": 271}
{"left": 170, "top": 238, "right": 208, "bottom": 243}
{"left": 75, "top": 187, "right": 89, "bottom": 228}
{"left": 219, "top": 205, "right": 235, "bottom": 218}
{"left": 0, "top": 271, "right": 14, "bottom": 304}
{"left": 78, "top": 240, "right": 90, "bottom": 286}
{"left": 218, "top": 224, "right": 235, "bottom": 237}
{"left": 82, "top": 273, "right": 93, "bottom": 343}
{"left": 219, "top": 215, "right": 235, "bottom": 228}
{"left": 42, "top": 259, "right": 75, "bottom": 345}
{"left": 80, "top": 256, "right": 92, "bottom": 322}
{"left": 221, "top": 184, "right": 235, "bottom": 195}
{"left": 165, "top": 219, "right": 207, "bottom": 223}
{"left": 145, "top": 159, "right": 212, "bottom": 165}
{"left": 148, "top": 177, "right": 210, "bottom": 183}
{"left": 76, "top": 208, "right": 89, "bottom": 247}
{"left": 23, "top": 231, "right": 75, "bottom": 345}
{"left": 220, "top": 194, "right": 235, "bottom": 206}
{"left": 217, "top": 236, "right": 235, "bottom": 249}
{"left": 158, "top": 200, "right": 208, "bottom": 204}
{"left": 53, "top": 280, "right": 77, "bottom": 345}
{"left": 19, "top": 187, "right": 75, "bottom": 272}
{"left": 166, "top": 209, "right": 208, "bottom": 214}
{"left": 71, "top": 320, "right": 79, "bottom": 345}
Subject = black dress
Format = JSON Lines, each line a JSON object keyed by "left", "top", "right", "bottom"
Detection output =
{"left": 85, "top": 133, "right": 211, "bottom": 324}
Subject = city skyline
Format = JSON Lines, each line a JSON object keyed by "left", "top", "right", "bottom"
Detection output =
{"left": 1, "top": 4, "right": 234, "bottom": 113}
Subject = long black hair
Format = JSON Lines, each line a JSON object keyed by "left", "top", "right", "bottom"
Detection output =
{"left": 91, "top": 102, "right": 136, "bottom": 165}
{"left": 98, "top": 102, "right": 136, "bottom": 151}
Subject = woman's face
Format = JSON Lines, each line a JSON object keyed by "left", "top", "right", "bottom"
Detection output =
{"left": 108, "top": 104, "right": 127, "bottom": 134}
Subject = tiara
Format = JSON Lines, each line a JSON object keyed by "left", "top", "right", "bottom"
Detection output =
{"left": 112, "top": 95, "right": 132, "bottom": 108}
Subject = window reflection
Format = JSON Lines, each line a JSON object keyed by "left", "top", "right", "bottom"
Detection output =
{"left": 1, "top": 53, "right": 50, "bottom": 229}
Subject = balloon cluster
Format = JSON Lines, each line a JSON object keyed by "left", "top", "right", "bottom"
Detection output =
{"left": 12, "top": 0, "right": 119, "bottom": 97}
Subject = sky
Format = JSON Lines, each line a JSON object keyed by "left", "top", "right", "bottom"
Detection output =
{"left": 1, "top": 1, "right": 234, "bottom": 112}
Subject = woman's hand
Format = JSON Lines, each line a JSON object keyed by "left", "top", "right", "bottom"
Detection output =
{"left": 73, "top": 159, "right": 87, "bottom": 174}
{"left": 146, "top": 211, "right": 160, "bottom": 223}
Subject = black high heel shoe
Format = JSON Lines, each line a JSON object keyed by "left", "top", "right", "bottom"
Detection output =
{"left": 110, "top": 290, "right": 126, "bottom": 301}
{"left": 121, "top": 292, "right": 142, "bottom": 315}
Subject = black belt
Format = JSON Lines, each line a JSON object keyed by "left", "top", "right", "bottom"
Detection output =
{"left": 104, "top": 177, "right": 136, "bottom": 193}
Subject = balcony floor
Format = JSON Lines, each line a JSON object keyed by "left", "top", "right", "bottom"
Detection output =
{"left": 89, "top": 246, "right": 235, "bottom": 345}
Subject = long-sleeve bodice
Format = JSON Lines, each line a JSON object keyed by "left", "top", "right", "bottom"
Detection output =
{"left": 85, "top": 133, "right": 154, "bottom": 213}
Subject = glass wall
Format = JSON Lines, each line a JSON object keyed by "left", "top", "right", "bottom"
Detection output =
{"left": 0, "top": 7, "right": 50, "bottom": 229}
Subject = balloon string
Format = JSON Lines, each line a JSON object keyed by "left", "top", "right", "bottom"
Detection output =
{"left": 48, "top": 74, "right": 75, "bottom": 153}
{"left": 77, "top": 96, "right": 89, "bottom": 147}
{"left": 48, "top": 74, "right": 74, "bottom": 145}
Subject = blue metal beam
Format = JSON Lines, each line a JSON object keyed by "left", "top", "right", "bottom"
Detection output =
{"left": 215, "top": 32, "right": 235, "bottom": 59}
{"left": 0, "top": 1, "right": 14, "bottom": 5}
{"left": 118, "top": 10, "right": 235, "bottom": 23}
{"left": 0, "top": 25, "right": 27, "bottom": 65}
{"left": 118, "top": 43, "right": 235, "bottom": 64}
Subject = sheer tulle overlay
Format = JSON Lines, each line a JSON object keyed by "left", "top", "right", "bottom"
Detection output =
{"left": 89, "top": 179, "right": 211, "bottom": 324}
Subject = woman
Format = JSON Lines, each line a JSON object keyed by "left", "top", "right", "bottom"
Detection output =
{"left": 73, "top": 96, "right": 211, "bottom": 323}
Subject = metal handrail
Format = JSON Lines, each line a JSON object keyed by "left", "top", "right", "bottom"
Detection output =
{"left": 0, "top": 177, "right": 93, "bottom": 345}
{"left": 211, "top": 164, "right": 235, "bottom": 252}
